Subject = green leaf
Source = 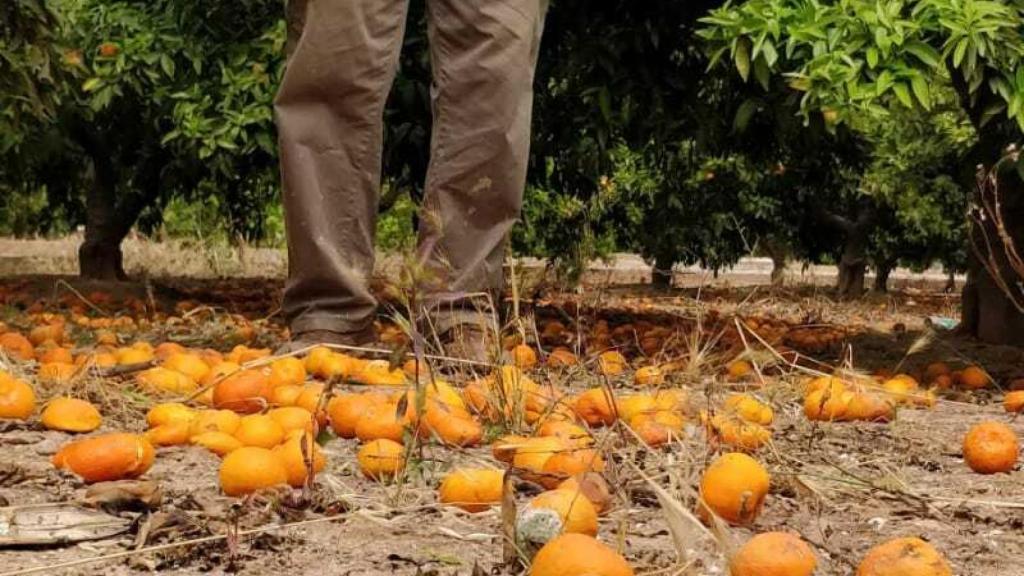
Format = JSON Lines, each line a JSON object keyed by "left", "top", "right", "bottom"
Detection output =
{"left": 160, "top": 54, "right": 175, "bottom": 77}
{"left": 82, "top": 78, "right": 102, "bottom": 92}
{"left": 761, "top": 40, "right": 778, "bottom": 67}
{"left": 754, "top": 57, "right": 771, "bottom": 90}
{"left": 733, "top": 99, "right": 758, "bottom": 133}
{"left": 160, "top": 130, "right": 180, "bottom": 145}
{"left": 910, "top": 75, "right": 931, "bottom": 109}
{"left": 866, "top": 47, "right": 879, "bottom": 69}
{"left": 893, "top": 82, "right": 914, "bottom": 107}
{"left": 598, "top": 87, "right": 612, "bottom": 124}
{"left": 735, "top": 37, "right": 751, "bottom": 82}
{"left": 953, "top": 37, "right": 968, "bottom": 68}
{"left": 904, "top": 40, "right": 941, "bottom": 69}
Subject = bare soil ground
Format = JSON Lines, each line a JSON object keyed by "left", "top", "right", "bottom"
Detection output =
{"left": 0, "top": 270, "right": 1020, "bottom": 576}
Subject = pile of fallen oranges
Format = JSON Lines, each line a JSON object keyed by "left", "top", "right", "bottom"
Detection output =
{"left": 0, "top": 307, "right": 1019, "bottom": 576}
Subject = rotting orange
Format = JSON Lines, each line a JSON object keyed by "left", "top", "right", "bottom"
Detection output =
{"left": 201, "top": 361, "right": 241, "bottom": 389}
{"left": 38, "top": 347, "right": 74, "bottom": 365}
{"left": 0, "top": 332, "right": 35, "bottom": 361}
{"left": 188, "top": 409, "right": 242, "bottom": 437}
{"left": 274, "top": 431, "right": 326, "bottom": 487}
{"left": 923, "top": 361, "right": 951, "bottom": 382}
{"left": 699, "top": 452, "right": 770, "bottom": 525}
{"left": 268, "top": 406, "right": 315, "bottom": 435}
{"left": 512, "top": 436, "right": 568, "bottom": 482}
{"left": 540, "top": 448, "right": 606, "bottom": 489}
{"left": 233, "top": 414, "right": 285, "bottom": 448}
{"left": 963, "top": 421, "right": 1019, "bottom": 474}
{"left": 353, "top": 360, "right": 407, "bottom": 386}
{"left": 163, "top": 353, "right": 211, "bottom": 384}
{"left": 304, "top": 346, "right": 333, "bottom": 376}
{"left": 29, "top": 323, "right": 65, "bottom": 347}
{"left": 225, "top": 345, "right": 271, "bottom": 365}
{"left": 115, "top": 346, "right": 154, "bottom": 365}
{"left": 528, "top": 533, "right": 634, "bottom": 576}
{"left": 528, "top": 489, "right": 599, "bottom": 536}
{"left": 191, "top": 431, "right": 243, "bottom": 457}
{"left": 145, "top": 420, "right": 192, "bottom": 446}
{"left": 512, "top": 344, "right": 538, "bottom": 369}
{"left": 1004, "top": 390, "right": 1024, "bottom": 414}
{"left": 354, "top": 401, "right": 409, "bottom": 443}
{"left": 218, "top": 446, "right": 288, "bottom": 496}
{"left": 722, "top": 394, "right": 773, "bottom": 425}
{"left": 40, "top": 397, "right": 101, "bottom": 432}
{"left": 213, "top": 369, "right": 269, "bottom": 413}
{"left": 726, "top": 359, "right": 753, "bottom": 380}
{"left": 320, "top": 353, "right": 365, "bottom": 380}
{"left": 558, "top": 473, "right": 612, "bottom": 515}
{"left": 843, "top": 393, "right": 895, "bottom": 422}
{"left": 52, "top": 432, "right": 155, "bottom": 483}
{"left": 0, "top": 373, "right": 36, "bottom": 419}
{"left": 729, "top": 532, "right": 817, "bottom": 576}
{"left": 37, "top": 362, "right": 79, "bottom": 385}
{"left": 136, "top": 367, "right": 196, "bottom": 394}
{"left": 855, "top": 537, "right": 951, "bottom": 576}
{"left": 707, "top": 414, "right": 770, "bottom": 451}
{"left": 438, "top": 468, "right": 505, "bottom": 513}
{"left": 267, "top": 357, "right": 307, "bottom": 390}
{"left": 537, "top": 420, "right": 593, "bottom": 448}
{"left": 154, "top": 342, "right": 187, "bottom": 360}
{"left": 492, "top": 434, "right": 530, "bottom": 464}
{"left": 597, "top": 350, "right": 628, "bottom": 376}
{"left": 956, "top": 366, "right": 991, "bottom": 390}
{"left": 357, "top": 438, "right": 405, "bottom": 480}
{"left": 268, "top": 384, "right": 303, "bottom": 407}
{"left": 419, "top": 406, "right": 483, "bottom": 447}
{"left": 634, "top": 365, "right": 665, "bottom": 387}
{"left": 616, "top": 394, "right": 656, "bottom": 424}
{"left": 804, "top": 382, "right": 852, "bottom": 421}
{"left": 547, "top": 347, "right": 578, "bottom": 367}
{"left": 328, "top": 392, "right": 388, "bottom": 439}
{"left": 294, "top": 382, "right": 327, "bottom": 418}
{"left": 574, "top": 388, "right": 618, "bottom": 426}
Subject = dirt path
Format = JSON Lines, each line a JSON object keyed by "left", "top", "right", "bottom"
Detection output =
{"left": 1, "top": 237, "right": 962, "bottom": 293}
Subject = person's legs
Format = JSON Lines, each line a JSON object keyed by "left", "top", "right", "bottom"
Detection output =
{"left": 275, "top": 0, "right": 408, "bottom": 341}
{"left": 418, "top": 0, "right": 548, "bottom": 335}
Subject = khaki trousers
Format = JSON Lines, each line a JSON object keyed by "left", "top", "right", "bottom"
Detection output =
{"left": 275, "top": 0, "right": 547, "bottom": 335}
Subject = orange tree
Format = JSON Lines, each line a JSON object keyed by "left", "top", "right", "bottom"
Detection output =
{"left": 516, "top": 0, "right": 866, "bottom": 284}
{"left": 701, "top": 0, "right": 1024, "bottom": 330}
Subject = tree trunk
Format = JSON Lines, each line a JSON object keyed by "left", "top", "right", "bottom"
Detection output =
{"left": 762, "top": 237, "right": 787, "bottom": 286}
{"left": 961, "top": 165, "right": 1024, "bottom": 344}
{"left": 837, "top": 259, "right": 866, "bottom": 299}
{"left": 76, "top": 126, "right": 126, "bottom": 280}
{"left": 949, "top": 64, "right": 1024, "bottom": 344}
{"left": 652, "top": 254, "right": 674, "bottom": 288}
{"left": 836, "top": 225, "right": 869, "bottom": 300}
{"left": 944, "top": 270, "right": 956, "bottom": 293}
{"left": 72, "top": 123, "right": 165, "bottom": 280}
{"left": 872, "top": 259, "right": 895, "bottom": 293}
{"left": 816, "top": 200, "right": 874, "bottom": 300}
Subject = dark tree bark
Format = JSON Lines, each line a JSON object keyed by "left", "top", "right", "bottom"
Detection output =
{"left": 949, "top": 63, "right": 1024, "bottom": 345}
{"left": 960, "top": 160, "right": 1024, "bottom": 345}
{"left": 763, "top": 237, "right": 787, "bottom": 286}
{"left": 652, "top": 253, "right": 674, "bottom": 289}
{"left": 72, "top": 122, "right": 165, "bottom": 280}
{"left": 872, "top": 258, "right": 896, "bottom": 293}
{"left": 944, "top": 270, "right": 956, "bottom": 293}
{"left": 818, "top": 201, "right": 873, "bottom": 300}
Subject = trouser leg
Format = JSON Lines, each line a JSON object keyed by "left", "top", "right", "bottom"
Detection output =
{"left": 276, "top": 0, "right": 408, "bottom": 334}
{"left": 417, "top": 0, "right": 548, "bottom": 327}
